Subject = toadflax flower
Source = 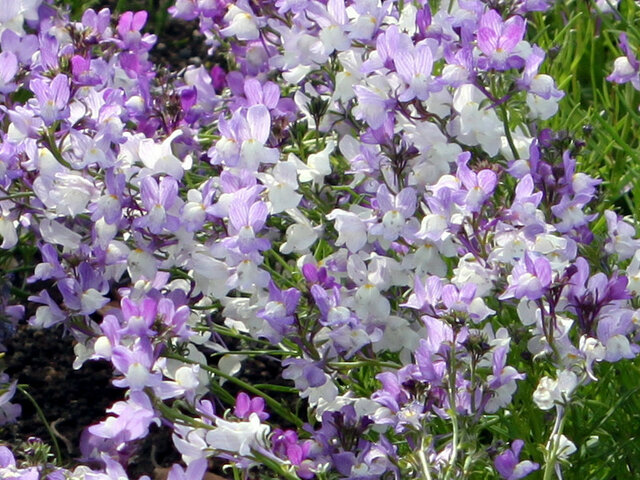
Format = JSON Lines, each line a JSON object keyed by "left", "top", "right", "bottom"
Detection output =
{"left": 494, "top": 439, "right": 539, "bottom": 479}
{"left": 205, "top": 412, "right": 270, "bottom": 456}
{"left": 500, "top": 251, "right": 552, "bottom": 301}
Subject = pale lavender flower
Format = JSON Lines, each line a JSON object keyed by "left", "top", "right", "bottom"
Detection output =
{"left": 607, "top": 33, "right": 640, "bottom": 90}
{"left": 500, "top": 251, "right": 552, "bottom": 301}
{"left": 0, "top": 377, "right": 21, "bottom": 425}
{"left": 1, "top": 29, "right": 38, "bottom": 65}
{"left": 456, "top": 152, "right": 498, "bottom": 213}
{"left": 477, "top": 10, "right": 527, "bottom": 70}
{"left": 57, "top": 262, "right": 110, "bottom": 315}
{"left": 485, "top": 347, "right": 525, "bottom": 413}
{"left": 88, "top": 391, "right": 158, "bottom": 445}
{"left": 244, "top": 78, "right": 280, "bottom": 108}
{"left": 604, "top": 210, "right": 640, "bottom": 260}
{"left": 115, "top": 11, "right": 155, "bottom": 50}
{"left": 111, "top": 341, "right": 162, "bottom": 391}
{"left": 369, "top": 185, "right": 417, "bottom": 241}
{"left": 224, "top": 189, "right": 270, "bottom": 254}
{"left": 395, "top": 43, "right": 436, "bottom": 101}
{"left": 167, "top": 458, "right": 207, "bottom": 480}
{"left": 134, "top": 176, "right": 180, "bottom": 234}
{"left": 29, "top": 74, "right": 70, "bottom": 125}
{"left": 0, "top": 51, "right": 18, "bottom": 94}
{"left": 550, "top": 194, "right": 597, "bottom": 233}
{"left": 353, "top": 85, "right": 393, "bottom": 130}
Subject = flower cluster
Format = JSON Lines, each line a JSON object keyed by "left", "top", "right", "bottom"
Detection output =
{"left": 1, "top": 1, "right": 640, "bottom": 479}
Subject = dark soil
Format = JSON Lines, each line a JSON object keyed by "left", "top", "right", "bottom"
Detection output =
{"left": 0, "top": 326, "right": 122, "bottom": 460}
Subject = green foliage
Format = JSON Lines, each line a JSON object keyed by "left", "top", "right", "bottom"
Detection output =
{"left": 531, "top": 0, "right": 640, "bottom": 219}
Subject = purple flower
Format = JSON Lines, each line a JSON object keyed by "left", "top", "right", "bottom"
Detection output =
{"left": 258, "top": 281, "right": 301, "bottom": 340}
{"left": 372, "top": 370, "right": 411, "bottom": 413}
{"left": 607, "top": 33, "right": 640, "bottom": 90}
{"left": 395, "top": 43, "right": 436, "bottom": 101}
{"left": 29, "top": 74, "right": 70, "bottom": 125}
{"left": 500, "top": 251, "right": 552, "bottom": 301}
{"left": 224, "top": 188, "right": 270, "bottom": 254}
{"left": 566, "top": 257, "right": 631, "bottom": 335}
{"left": 302, "top": 263, "right": 338, "bottom": 289}
{"left": 272, "top": 428, "right": 313, "bottom": 477}
{"left": 414, "top": 317, "right": 454, "bottom": 385}
{"left": 111, "top": 341, "right": 162, "bottom": 391}
{"left": 477, "top": 10, "right": 527, "bottom": 70}
{"left": 167, "top": 458, "right": 207, "bottom": 480}
{"left": 0, "top": 51, "right": 18, "bottom": 94}
{"left": 353, "top": 85, "right": 394, "bottom": 129}
{"left": 88, "top": 391, "right": 158, "bottom": 445}
{"left": 494, "top": 440, "right": 539, "bottom": 479}
{"left": 234, "top": 392, "right": 269, "bottom": 421}
{"left": 81, "top": 8, "right": 112, "bottom": 38}
{"left": 369, "top": 185, "right": 417, "bottom": 241}
{"left": 134, "top": 176, "right": 180, "bottom": 234}
{"left": 56, "top": 262, "right": 109, "bottom": 315}
{"left": 118, "top": 295, "right": 158, "bottom": 338}
{"left": 456, "top": 153, "right": 498, "bottom": 213}
{"left": 116, "top": 11, "right": 155, "bottom": 50}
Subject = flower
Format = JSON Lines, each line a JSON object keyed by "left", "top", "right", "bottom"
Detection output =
{"left": 205, "top": 412, "right": 270, "bottom": 456}
{"left": 494, "top": 440, "right": 539, "bottom": 479}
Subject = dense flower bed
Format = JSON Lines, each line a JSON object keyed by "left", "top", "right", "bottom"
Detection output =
{"left": 1, "top": 0, "right": 640, "bottom": 478}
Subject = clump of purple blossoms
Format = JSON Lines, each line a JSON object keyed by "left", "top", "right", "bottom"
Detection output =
{"left": 0, "top": 1, "right": 638, "bottom": 480}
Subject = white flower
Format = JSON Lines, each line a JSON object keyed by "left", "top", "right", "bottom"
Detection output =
{"left": 533, "top": 370, "right": 579, "bottom": 410}
{"left": 294, "top": 140, "right": 335, "bottom": 186}
{"left": 326, "top": 209, "right": 369, "bottom": 253}
{"left": 552, "top": 434, "right": 577, "bottom": 459}
{"left": 206, "top": 413, "right": 270, "bottom": 456}
{"left": 221, "top": 5, "right": 260, "bottom": 40}
{"left": 280, "top": 209, "right": 321, "bottom": 254}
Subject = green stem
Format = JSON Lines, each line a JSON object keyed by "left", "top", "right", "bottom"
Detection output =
{"left": 500, "top": 103, "right": 520, "bottom": 160}
{"left": 418, "top": 435, "right": 433, "bottom": 480}
{"left": 328, "top": 359, "right": 402, "bottom": 370}
{"left": 17, "top": 385, "right": 63, "bottom": 464}
{"left": 43, "top": 130, "right": 72, "bottom": 169}
{"left": 154, "top": 400, "right": 213, "bottom": 430}
{"left": 444, "top": 347, "right": 460, "bottom": 480}
{"left": 0, "top": 192, "right": 35, "bottom": 201}
{"left": 543, "top": 406, "right": 568, "bottom": 480}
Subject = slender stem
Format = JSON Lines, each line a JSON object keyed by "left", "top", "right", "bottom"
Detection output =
{"left": 43, "top": 130, "right": 72, "bottom": 169}
{"left": 0, "top": 192, "right": 35, "bottom": 201}
{"left": 328, "top": 359, "right": 403, "bottom": 370}
{"left": 154, "top": 400, "right": 213, "bottom": 430}
{"left": 17, "top": 385, "right": 63, "bottom": 464}
{"left": 444, "top": 346, "right": 460, "bottom": 480}
{"left": 543, "top": 405, "right": 568, "bottom": 480}
{"left": 418, "top": 435, "right": 433, "bottom": 480}
{"left": 500, "top": 103, "right": 520, "bottom": 160}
